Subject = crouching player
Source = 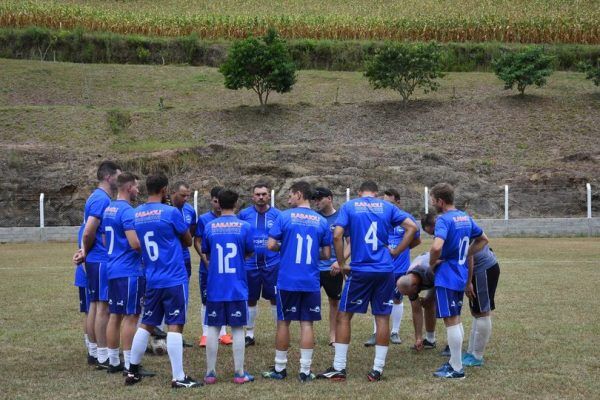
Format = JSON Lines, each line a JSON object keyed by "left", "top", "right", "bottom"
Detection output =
{"left": 125, "top": 173, "right": 201, "bottom": 388}
{"left": 201, "top": 189, "right": 255, "bottom": 384}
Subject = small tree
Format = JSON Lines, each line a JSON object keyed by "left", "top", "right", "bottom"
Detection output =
{"left": 492, "top": 47, "right": 554, "bottom": 95}
{"left": 578, "top": 59, "right": 600, "bottom": 86}
{"left": 364, "top": 42, "right": 445, "bottom": 103}
{"left": 219, "top": 29, "right": 296, "bottom": 112}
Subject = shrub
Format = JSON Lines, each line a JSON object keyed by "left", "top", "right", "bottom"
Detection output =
{"left": 492, "top": 47, "right": 555, "bottom": 95}
{"left": 578, "top": 59, "right": 600, "bottom": 86}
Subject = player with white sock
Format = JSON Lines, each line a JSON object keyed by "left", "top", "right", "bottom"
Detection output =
{"left": 201, "top": 189, "right": 255, "bottom": 384}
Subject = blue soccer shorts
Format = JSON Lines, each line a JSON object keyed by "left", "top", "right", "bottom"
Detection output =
{"left": 247, "top": 266, "right": 278, "bottom": 302}
{"left": 435, "top": 286, "right": 464, "bottom": 318}
{"left": 276, "top": 289, "right": 321, "bottom": 321}
{"left": 108, "top": 276, "right": 145, "bottom": 315}
{"left": 85, "top": 261, "right": 108, "bottom": 302}
{"left": 339, "top": 271, "right": 395, "bottom": 315}
{"left": 141, "top": 283, "right": 188, "bottom": 326}
{"left": 204, "top": 300, "right": 248, "bottom": 327}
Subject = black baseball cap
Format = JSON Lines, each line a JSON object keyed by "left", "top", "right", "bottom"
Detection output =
{"left": 313, "top": 187, "right": 333, "bottom": 199}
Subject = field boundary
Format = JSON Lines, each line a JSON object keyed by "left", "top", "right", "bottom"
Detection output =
{"left": 1, "top": 218, "right": 598, "bottom": 243}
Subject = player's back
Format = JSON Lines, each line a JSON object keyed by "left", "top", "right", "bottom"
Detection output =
{"left": 134, "top": 202, "right": 187, "bottom": 289}
{"left": 202, "top": 215, "right": 253, "bottom": 301}
{"left": 238, "top": 205, "right": 281, "bottom": 269}
{"left": 103, "top": 200, "right": 142, "bottom": 280}
{"left": 390, "top": 212, "right": 420, "bottom": 274}
{"left": 337, "top": 197, "right": 409, "bottom": 272}
{"left": 270, "top": 207, "right": 330, "bottom": 291}
{"left": 82, "top": 188, "right": 111, "bottom": 263}
{"left": 195, "top": 211, "right": 219, "bottom": 268}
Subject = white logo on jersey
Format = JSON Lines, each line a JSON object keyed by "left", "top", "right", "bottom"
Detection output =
{"left": 168, "top": 309, "right": 180, "bottom": 316}
{"left": 208, "top": 311, "right": 217, "bottom": 318}
{"left": 285, "top": 307, "right": 297, "bottom": 313}
{"left": 350, "top": 299, "right": 363, "bottom": 305}
{"left": 231, "top": 311, "right": 242, "bottom": 317}
{"left": 310, "top": 306, "right": 320, "bottom": 313}
{"left": 267, "top": 219, "right": 274, "bottom": 229}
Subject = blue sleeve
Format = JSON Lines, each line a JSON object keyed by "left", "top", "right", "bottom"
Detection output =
{"left": 411, "top": 216, "right": 421, "bottom": 239}
{"left": 391, "top": 205, "right": 408, "bottom": 227}
{"left": 244, "top": 224, "right": 255, "bottom": 253}
{"left": 470, "top": 218, "right": 483, "bottom": 239}
{"left": 122, "top": 208, "right": 135, "bottom": 231}
{"left": 89, "top": 196, "right": 109, "bottom": 219}
{"left": 171, "top": 208, "right": 188, "bottom": 235}
{"left": 434, "top": 217, "right": 449, "bottom": 240}
{"left": 268, "top": 215, "right": 284, "bottom": 240}
{"left": 334, "top": 203, "right": 349, "bottom": 229}
{"left": 320, "top": 219, "right": 332, "bottom": 247}
{"left": 201, "top": 230, "right": 210, "bottom": 254}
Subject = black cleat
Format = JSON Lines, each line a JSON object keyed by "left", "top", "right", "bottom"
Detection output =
{"left": 107, "top": 362, "right": 125, "bottom": 374}
{"left": 152, "top": 326, "right": 167, "bottom": 339}
{"left": 125, "top": 364, "right": 142, "bottom": 386}
{"left": 366, "top": 369, "right": 382, "bottom": 382}
{"left": 87, "top": 355, "right": 97, "bottom": 365}
{"left": 317, "top": 366, "right": 346, "bottom": 381}
{"left": 299, "top": 371, "right": 316, "bottom": 383}
{"left": 423, "top": 339, "right": 437, "bottom": 349}
{"left": 95, "top": 359, "right": 110, "bottom": 370}
{"left": 245, "top": 336, "right": 256, "bottom": 347}
{"left": 171, "top": 375, "right": 203, "bottom": 388}
{"left": 123, "top": 365, "right": 156, "bottom": 377}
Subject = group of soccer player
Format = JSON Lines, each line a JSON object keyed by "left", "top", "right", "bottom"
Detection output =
{"left": 72, "top": 160, "right": 501, "bottom": 388}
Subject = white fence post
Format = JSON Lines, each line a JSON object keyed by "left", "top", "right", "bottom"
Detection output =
{"left": 504, "top": 185, "right": 509, "bottom": 220}
{"left": 346, "top": 188, "right": 350, "bottom": 202}
{"left": 271, "top": 189, "right": 275, "bottom": 208}
{"left": 39, "top": 193, "right": 45, "bottom": 228}
{"left": 587, "top": 183, "right": 592, "bottom": 219}
{"left": 193, "top": 190, "right": 198, "bottom": 216}
{"left": 424, "top": 186, "right": 429, "bottom": 214}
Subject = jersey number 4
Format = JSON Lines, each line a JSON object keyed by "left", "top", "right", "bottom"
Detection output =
{"left": 365, "top": 222, "right": 378, "bottom": 251}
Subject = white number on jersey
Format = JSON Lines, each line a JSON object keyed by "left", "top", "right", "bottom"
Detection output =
{"left": 364, "top": 221, "right": 378, "bottom": 251}
{"left": 144, "top": 231, "right": 159, "bottom": 261}
{"left": 458, "top": 236, "right": 469, "bottom": 265}
{"left": 105, "top": 226, "right": 115, "bottom": 255}
{"left": 216, "top": 243, "right": 237, "bottom": 273}
{"left": 295, "top": 233, "right": 314, "bottom": 264}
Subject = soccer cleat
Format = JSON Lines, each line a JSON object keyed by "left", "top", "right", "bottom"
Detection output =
{"left": 298, "top": 371, "right": 316, "bottom": 383}
{"left": 123, "top": 366, "right": 156, "bottom": 377}
{"left": 152, "top": 326, "right": 167, "bottom": 339}
{"left": 390, "top": 332, "right": 402, "bottom": 344}
{"left": 107, "top": 362, "right": 125, "bottom": 374}
{"left": 125, "top": 365, "right": 142, "bottom": 386}
{"left": 262, "top": 366, "right": 287, "bottom": 380}
{"left": 440, "top": 344, "right": 451, "bottom": 357}
{"left": 198, "top": 335, "right": 207, "bottom": 347}
{"left": 233, "top": 371, "right": 255, "bottom": 384}
{"left": 245, "top": 336, "right": 256, "bottom": 347}
{"left": 433, "top": 366, "right": 465, "bottom": 379}
{"left": 171, "top": 375, "right": 203, "bottom": 388}
{"left": 219, "top": 334, "right": 233, "bottom": 345}
{"left": 204, "top": 371, "right": 217, "bottom": 385}
{"left": 317, "top": 366, "right": 347, "bottom": 381}
{"left": 462, "top": 353, "right": 484, "bottom": 367}
{"left": 364, "top": 334, "right": 376, "bottom": 347}
{"left": 366, "top": 369, "right": 382, "bottom": 382}
{"left": 435, "top": 362, "right": 452, "bottom": 373}
{"left": 95, "top": 359, "right": 110, "bottom": 370}
{"left": 87, "top": 355, "right": 97, "bottom": 365}
{"left": 423, "top": 339, "right": 437, "bottom": 349}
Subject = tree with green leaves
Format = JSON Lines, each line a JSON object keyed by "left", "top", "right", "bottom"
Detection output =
{"left": 492, "top": 47, "right": 554, "bottom": 95}
{"left": 578, "top": 59, "right": 600, "bottom": 86}
{"left": 219, "top": 29, "right": 296, "bottom": 112}
{"left": 364, "top": 42, "right": 445, "bottom": 103}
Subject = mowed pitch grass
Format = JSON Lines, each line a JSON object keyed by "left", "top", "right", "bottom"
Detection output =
{"left": 0, "top": 238, "right": 599, "bottom": 399}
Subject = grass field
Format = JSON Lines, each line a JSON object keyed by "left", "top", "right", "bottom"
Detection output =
{"left": 1, "top": 0, "right": 599, "bottom": 43}
{"left": 0, "top": 238, "right": 599, "bottom": 399}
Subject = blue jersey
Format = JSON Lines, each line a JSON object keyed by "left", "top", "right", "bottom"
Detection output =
{"left": 269, "top": 207, "right": 331, "bottom": 291}
{"left": 317, "top": 210, "right": 344, "bottom": 272}
{"left": 102, "top": 200, "right": 143, "bottom": 279}
{"left": 134, "top": 203, "right": 189, "bottom": 289}
{"left": 178, "top": 203, "right": 196, "bottom": 261}
{"left": 201, "top": 215, "right": 254, "bottom": 301}
{"left": 238, "top": 206, "right": 281, "bottom": 270}
{"left": 81, "top": 188, "right": 111, "bottom": 263}
{"left": 335, "top": 197, "right": 410, "bottom": 273}
{"left": 195, "top": 211, "right": 219, "bottom": 271}
{"left": 390, "top": 213, "right": 421, "bottom": 275}
{"left": 434, "top": 210, "right": 483, "bottom": 291}
{"left": 74, "top": 226, "right": 86, "bottom": 287}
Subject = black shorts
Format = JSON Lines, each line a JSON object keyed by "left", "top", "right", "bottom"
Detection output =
{"left": 320, "top": 270, "right": 343, "bottom": 300}
{"left": 469, "top": 263, "right": 500, "bottom": 314}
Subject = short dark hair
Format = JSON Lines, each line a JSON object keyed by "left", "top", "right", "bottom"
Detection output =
{"left": 210, "top": 186, "right": 223, "bottom": 198}
{"left": 117, "top": 172, "right": 138, "bottom": 189}
{"left": 253, "top": 181, "right": 271, "bottom": 191}
{"left": 171, "top": 181, "right": 189, "bottom": 192}
{"left": 289, "top": 181, "right": 312, "bottom": 201}
{"left": 384, "top": 188, "right": 400, "bottom": 201}
{"left": 421, "top": 213, "right": 437, "bottom": 229}
{"left": 359, "top": 180, "right": 378, "bottom": 193}
{"left": 313, "top": 186, "right": 333, "bottom": 200}
{"left": 146, "top": 173, "right": 169, "bottom": 195}
{"left": 97, "top": 161, "right": 120, "bottom": 181}
{"left": 217, "top": 189, "right": 239, "bottom": 210}
{"left": 431, "top": 183, "right": 454, "bottom": 205}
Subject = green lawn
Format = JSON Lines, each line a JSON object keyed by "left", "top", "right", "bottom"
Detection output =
{"left": 0, "top": 238, "right": 599, "bottom": 399}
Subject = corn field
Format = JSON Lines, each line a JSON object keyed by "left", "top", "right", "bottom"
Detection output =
{"left": 1, "top": 0, "right": 599, "bottom": 43}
